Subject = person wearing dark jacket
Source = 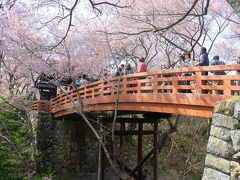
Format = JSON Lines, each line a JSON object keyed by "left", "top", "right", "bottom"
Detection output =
{"left": 198, "top": 47, "right": 209, "bottom": 66}
{"left": 211, "top": 55, "right": 225, "bottom": 94}
{"left": 211, "top": 55, "right": 226, "bottom": 75}
{"left": 197, "top": 47, "right": 209, "bottom": 93}
{"left": 115, "top": 67, "right": 123, "bottom": 76}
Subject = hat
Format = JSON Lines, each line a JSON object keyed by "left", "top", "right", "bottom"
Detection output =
{"left": 139, "top": 57, "right": 145, "bottom": 62}
{"left": 201, "top": 47, "right": 207, "bottom": 53}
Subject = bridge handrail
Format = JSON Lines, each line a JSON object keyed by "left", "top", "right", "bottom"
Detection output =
{"left": 33, "top": 64, "right": 240, "bottom": 116}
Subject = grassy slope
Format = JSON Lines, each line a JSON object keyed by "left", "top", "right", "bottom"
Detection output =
{"left": 0, "top": 102, "right": 31, "bottom": 180}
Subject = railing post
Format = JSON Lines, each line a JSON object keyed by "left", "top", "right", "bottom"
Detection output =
{"left": 100, "top": 82, "right": 104, "bottom": 97}
{"left": 172, "top": 77, "right": 178, "bottom": 93}
{"left": 195, "top": 71, "right": 202, "bottom": 94}
{"left": 92, "top": 87, "right": 94, "bottom": 98}
{"left": 84, "top": 86, "right": 87, "bottom": 99}
{"left": 122, "top": 77, "right": 126, "bottom": 94}
{"left": 137, "top": 80, "right": 141, "bottom": 94}
{"left": 224, "top": 79, "right": 231, "bottom": 96}
{"left": 153, "top": 75, "right": 158, "bottom": 94}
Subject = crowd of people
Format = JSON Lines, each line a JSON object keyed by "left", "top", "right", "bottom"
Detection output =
{"left": 110, "top": 46, "right": 228, "bottom": 79}
{"left": 110, "top": 46, "right": 228, "bottom": 80}
{"left": 111, "top": 57, "right": 147, "bottom": 77}
{"left": 35, "top": 46, "right": 239, "bottom": 100}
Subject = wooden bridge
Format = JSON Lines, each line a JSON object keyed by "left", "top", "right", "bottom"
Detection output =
{"left": 31, "top": 64, "right": 240, "bottom": 180}
{"left": 32, "top": 64, "right": 240, "bottom": 118}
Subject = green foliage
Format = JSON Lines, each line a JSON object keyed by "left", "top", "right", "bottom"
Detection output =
{"left": 0, "top": 100, "right": 31, "bottom": 179}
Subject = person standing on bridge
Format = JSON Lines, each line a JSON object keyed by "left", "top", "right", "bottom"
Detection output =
{"left": 75, "top": 75, "right": 81, "bottom": 87}
{"left": 137, "top": 57, "right": 147, "bottom": 73}
{"left": 211, "top": 55, "right": 225, "bottom": 75}
{"left": 198, "top": 47, "right": 209, "bottom": 67}
{"left": 124, "top": 63, "right": 134, "bottom": 75}
{"left": 79, "top": 74, "right": 89, "bottom": 86}
{"left": 115, "top": 67, "right": 124, "bottom": 76}
{"left": 211, "top": 56, "right": 226, "bottom": 94}
{"left": 197, "top": 47, "right": 209, "bottom": 93}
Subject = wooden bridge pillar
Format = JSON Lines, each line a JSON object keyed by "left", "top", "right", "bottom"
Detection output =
{"left": 137, "top": 123, "right": 143, "bottom": 180}
{"left": 98, "top": 118, "right": 105, "bottom": 180}
{"left": 119, "top": 123, "right": 125, "bottom": 171}
{"left": 153, "top": 121, "right": 159, "bottom": 180}
{"left": 110, "top": 117, "right": 161, "bottom": 180}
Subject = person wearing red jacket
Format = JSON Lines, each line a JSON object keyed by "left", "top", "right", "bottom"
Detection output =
{"left": 137, "top": 57, "right": 147, "bottom": 73}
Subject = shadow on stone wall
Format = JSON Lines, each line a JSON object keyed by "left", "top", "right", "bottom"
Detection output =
{"left": 30, "top": 112, "right": 98, "bottom": 174}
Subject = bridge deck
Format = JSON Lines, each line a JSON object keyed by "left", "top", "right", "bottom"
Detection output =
{"left": 32, "top": 65, "right": 240, "bottom": 118}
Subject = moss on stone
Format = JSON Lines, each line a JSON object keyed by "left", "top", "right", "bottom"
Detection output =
{"left": 214, "top": 101, "right": 235, "bottom": 116}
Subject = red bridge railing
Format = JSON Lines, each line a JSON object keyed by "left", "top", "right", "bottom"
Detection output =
{"left": 32, "top": 65, "right": 240, "bottom": 118}
{"left": 32, "top": 100, "right": 50, "bottom": 111}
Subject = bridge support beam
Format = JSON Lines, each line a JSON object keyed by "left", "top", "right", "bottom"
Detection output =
{"left": 137, "top": 123, "right": 143, "bottom": 180}
{"left": 108, "top": 116, "right": 163, "bottom": 180}
{"left": 153, "top": 121, "right": 159, "bottom": 180}
{"left": 98, "top": 118, "right": 105, "bottom": 180}
{"left": 119, "top": 123, "right": 125, "bottom": 171}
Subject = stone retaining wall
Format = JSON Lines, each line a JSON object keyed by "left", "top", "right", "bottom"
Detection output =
{"left": 30, "top": 112, "right": 99, "bottom": 174}
{"left": 202, "top": 101, "right": 240, "bottom": 180}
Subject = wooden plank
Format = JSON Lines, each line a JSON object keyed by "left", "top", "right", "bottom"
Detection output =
{"left": 86, "top": 94, "right": 229, "bottom": 107}
{"left": 101, "top": 118, "right": 161, "bottom": 123}
{"left": 114, "top": 130, "right": 155, "bottom": 135}
{"left": 85, "top": 103, "right": 214, "bottom": 118}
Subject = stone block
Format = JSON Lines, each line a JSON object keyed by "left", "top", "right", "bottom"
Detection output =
{"left": 207, "top": 136, "right": 234, "bottom": 159}
{"left": 233, "top": 152, "right": 240, "bottom": 162}
{"left": 61, "top": 168, "right": 68, "bottom": 173}
{"left": 214, "top": 101, "right": 235, "bottom": 116}
{"left": 230, "top": 161, "right": 240, "bottom": 180}
{"left": 205, "top": 154, "right": 230, "bottom": 174}
{"left": 202, "top": 167, "right": 230, "bottom": 180}
{"left": 210, "top": 125, "right": 231, "bottom": 142}
{"left": 234, "top": 101, "right": 240, "bottom": 120}
{"left": 47, "top": 147, "right": 54, "bottom": 153}
{"left": 231, "top": 130, "right": 240, "bottom": 152}
{"left": 212, "top": 113, "right": 238, "bottom": 129}
{"left": 57, "top": 154, "right": 64, "bottom": 160}
{"left": 46, "top": 161, "right": 53, "bottom": 168}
